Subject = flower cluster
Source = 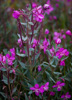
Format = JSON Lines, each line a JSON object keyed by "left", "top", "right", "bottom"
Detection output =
{"left": 0, "top": 48, "right": 15, "bottom": 66}
{"left": 50, "top": 46, "right": 55, "bottom": 56}
{"left": 33, "top": 6, "right": 44, "bottom": 22}
{"left": 40, "top": 38, "right": 49, "bottom": 53}
{"left": 32, "top": 39, "right": 38, "bottom": 48}
{"left": 56, "top": 48, "right": 69, "bottom": 59}
{"left": 60, "top": 60, "right": 65, "bottom": 66}
{"left": 53, "top": 31, "right": 66, "bottom": 44}
{"left": 56, "top": 48, "right": 69, "bottom": 66}
{"left": 43, "top": 0, "right": 54, "bottom": 15}
{"left": 30, "top": 82, "right": 49, "bottom": 96}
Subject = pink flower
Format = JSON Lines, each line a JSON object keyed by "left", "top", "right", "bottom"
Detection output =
{"left": 18, "top": 38, "right": 21, "bottom": 44}
{"left": 20, "top": 49, "right": 22, "bottom": 53}
{"left": 30, "top": 84, "right": 40, "bottom": 96}
{"left": 53, "top": 16, "right": 57, "bottom": 20}
{"left": 33, "top": 6, "right": 44, "bottom": 22}
{"left": 44, "top": 0, "right": 54, "bottom": 15}
{"left": 10, "top": 48, "right": 15, "bottom": 57}
{"left": 67, "top": 0, "right": 71, "bottom": 2}
{"left": 32, "top": 2, "right": 37, "bottom": 8}
{"left": 38, "top": 65, "right": 41, "bottom": 72}
{"left": 45, "top": 29, "right": 49, "bottom": 34}
{"left": 39, "top": 82, "right": 49, "bottom": 94}
{"left": 55, "top": 38, "right": 61, "bottom": 44}
{"left": 52, "top": 81, "right": 65, "bottom": 91}
{"left": 50, "top": 91, "right": 55, "bottom": 96}
{"left": 43, "top": 38, "right": 49, "bottom": 53}
{"left": 2, "top": 56, "right": 6, "bottom": 64}
{"left": 56, "top": 48, "right": 69, "bottom": 59}
{"left": 6, "top": 54, "right": 15, "bottom": 66}
{"left": 60, "top": 60, "right": 65, "bottom": 66}
{"left": 33, "top": 39, "right": 38, "bottom": 48}
{"left": 53, "top": 32, "right": 62, "bottom": 41}
{"left": 43, "top": 4, "right": 50, "bottom": 9}
{"left": 61, "top": 92, "right": 71, "bottom": 100}
{"left": 12, "top": 69, "right": 15, "bottom": 74}
{"left": 50, "top": 46, "right": 55, "bottom": 56}
{"left": 12, "top": 10, "right": 20, "bottom": 19}
{"left": 66, "top": 30, "right": 72, "bottom": 36}
{"left": 23, "top": 50, "right": 25, "bottom": 54}
{"left": 43, "top": 82, "right": 49, "bottom": 91}
{"left": 62, "top": 35, "right": 66, "bottom": 39}
{"left": 56, "top": 3, "right": 59, "bottom": 8}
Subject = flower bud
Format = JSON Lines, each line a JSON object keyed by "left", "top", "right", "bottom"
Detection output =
{"left": 45, "top": 29, "right": 49, "bottom": 34}
{"left": 38, "top": 65, "right": 41, "bottom": 72}
{"left": 66, "top": 30, "right": 72, "bottom": 36}
{"left": 55, "top": 38, "right": 61, "bottom": 44}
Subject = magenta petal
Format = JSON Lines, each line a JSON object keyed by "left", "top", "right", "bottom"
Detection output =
{"left": 39, "top": 86, "right": 44, "bottom": 93}
{"left": 67, "top": 95, "right": 71, "bottom": 98}
{"left": 61, "top": 94, "right": 65, "bottom": 98}
{"left": 44, "top": 86, "right": 49, "bottom": 91}
{"left": 50, "top": 91, "right": 55, "bottom": 96}
{"left": 35, "top": 84, "right": 39, "bottom": 88}
{"left": 60, "top": 83, "right": 65, "bottom": 86}
{"left": 45, "top": 82, "right": 49, "bottom": 86}
{"left": 35, "top": 91, "right": 39, "bottom": 96}
{"left": 56, "top": 81, "right": 61, "bottom": 85}
{"left": 66, "top": 94, "right": 71, "bottom": 98}
{"left": 52, "top": 85, "right": 57, "bottom": 88}
{"left": 30, "top": 87, "right": 35, "bottom": 91}
{"left": 6, "top": 54, "right": 10, "bottom": 58}
{"left": 57, "top": 87, "right": 61, "bottom": 91}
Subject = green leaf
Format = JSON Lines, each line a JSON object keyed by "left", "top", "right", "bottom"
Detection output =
{"left": 45, "top": 71, "right": 55, "bottom": 83}
{"left": 50, "top": 56, "right": 59, "bottom": 67}
{"left": 35, "top": 53, "right": 40, "bottom": 60}
{"left": 17, "top": 34, "right": 28, "bottom": 41}
{"left": 2, "top": 79, "right": 8, "bottom": 85}
{"left": 2, "top": 75, "right": 8, "bottom": 85}
{"left": 18, "top": 61, "right": 26, "bottom": 69}
{"left": 0, "top": 68, "right": 6, "bottom": 72}
{"left": 24, "top": 93, "right": 29, "bottom": 100}
{"left": 22, "top": 36, "right": 28, "bottom": 41}
{"left": 0, "top": 92, "right": 7, "bottom": 98}
{"left": 3, "top": 49, "right": 8, "bottom": 55}
{"left": 28, "top": 91, "right": 33, "bottom": 95}
{"left": 54, "top": 72, "right": 62, "bottom": 75}
{"left": 27, "top": 83, "right": 33, "bottom": 88}
{"left": 21, "top": 22, "right": 27, "bottom": 26}
{"left": 34, "top": 79, "right": 37, "bottom": 84}
{"left": 12, "top": 87, "right": 17, "bottom": 95}
{"left": 17, "top": 53, "right": 27, "bottom": 57}
{"left": 46, "top": 50, "right": 51, "bottom": 57}
{"left": 28, "top": 22, "right": 34, "bottom": 25}
{"left": 61, "top": 56, "right": 68, "bottom": 61}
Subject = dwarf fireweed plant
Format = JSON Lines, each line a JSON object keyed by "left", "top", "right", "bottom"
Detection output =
{"left": 0, "top": 0, "right": 72, "bottom": 100}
